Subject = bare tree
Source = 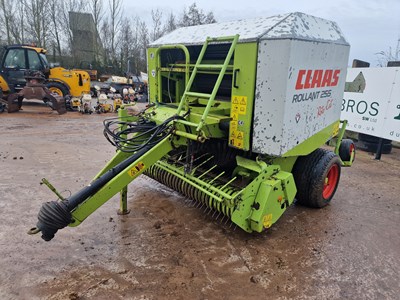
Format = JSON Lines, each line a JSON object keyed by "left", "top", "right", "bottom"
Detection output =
{"left": 22, "top": 0, "right": 52, "bottom": 47}
{"left": 125, "top": 17, "right": 144, "bottom": 75}
{"left": 204, "top": 11, "right": 216, "bottom": 24}
{"left": 49, "top": 0, "right": 63, "bottom": 60}
{"left": 0, "top": 0, "right": 15, "bottom": 44}
{"left": 108, "top": 0, "right": 123, "bottom": 61}
{"left": 90, "top": 0, "right": 104, "bottom": 31}
{"left": 59, "top": 0, "right": 88, "bottom": 55}
{"left": 0, "top": 0, "right": 217, "bottom": 76}
{"left": 180, "top": 3, "right": 216, "bottom": 27}
{"left": 10, "top": 1, "right": 25, "bottom": 44}
{"left": 119, "top": 17, "right": 134, "bottom": 74}
{"left": 151, "top": 9, "right": 164, "bottom": 41}
{"left": 99, "top": 19, "right": 112, "bottom": 67}
{"left": 376, "top": 38, "right": 400, "bottom": 66}
{"left": 164, "top": 12, "right": 177, "bottom": 34}
{"left": 90, "top": 0, "right": 105, "bottom": 63}
{"left": 139, "top": 20, "right": 149, "bottom": 72}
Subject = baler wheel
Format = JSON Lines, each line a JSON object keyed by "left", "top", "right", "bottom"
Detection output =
{"left": 339, "top": 139, "right": 356, "bottom": 163}
{"left": 293, "top": 149, "right": 341, "bottom": 208}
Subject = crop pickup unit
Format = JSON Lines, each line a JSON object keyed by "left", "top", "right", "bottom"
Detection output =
{"left": 30, "top": 12, "right": 355, "bottom": 241}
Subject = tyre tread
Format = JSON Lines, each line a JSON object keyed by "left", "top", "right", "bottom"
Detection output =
{"left": 293, "top": 149, "right": 341, "bottom": 208}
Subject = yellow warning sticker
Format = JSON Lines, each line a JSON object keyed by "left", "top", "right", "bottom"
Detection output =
{"left": 233, "top": 139, "right": 243, "bottom": 149}
{"left": 236, "top": 131, "right": 243, "bottom": 140}
{"left": 332, "top": 122, "right": 340, "bottom": 137}
{"left": 229, "top": 130, "right": 244, "bottom": 149}
{"left": 263, "top": 214, "right": 273, "bottom": 228}
{"left": 232, "top": 95, "right": 247, "bottom": 115}
{"left": 231, "top": 112, "right": 238, "bottom": 122}
{"left": 232, "top": 105, "right": 239, "bottom": 114}
{"left": 128, "top": 162, "right": 145, "bottom": 177}
{"left": 230, "top": 120, "right": 237, "bottom": 131}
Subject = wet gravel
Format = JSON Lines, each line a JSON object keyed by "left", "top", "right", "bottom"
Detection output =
{"left": 0, "top": 102, "right": 399, "bottom": 299}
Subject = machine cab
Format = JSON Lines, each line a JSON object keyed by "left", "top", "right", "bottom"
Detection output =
{"left": 1, "top": 45, "right": 50, "bottom": 92}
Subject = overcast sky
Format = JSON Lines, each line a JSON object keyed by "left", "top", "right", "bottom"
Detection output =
{"left": 124, "top": 0, "right": 400, "bottom": 66}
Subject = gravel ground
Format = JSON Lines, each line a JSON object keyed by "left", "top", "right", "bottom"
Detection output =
{"left": 0, "top": 102, "right": 399, "bottom": 300}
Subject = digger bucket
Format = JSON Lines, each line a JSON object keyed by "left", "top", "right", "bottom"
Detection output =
{"left": 7, "top": 94, "right": 20, "bottom": 113}
{"left": 45, "top": 95, "right": 67, "bottom": 115}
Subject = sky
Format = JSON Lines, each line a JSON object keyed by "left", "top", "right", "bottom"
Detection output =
{"left": 124, "top": 0, "right": 400, "bottom": 66}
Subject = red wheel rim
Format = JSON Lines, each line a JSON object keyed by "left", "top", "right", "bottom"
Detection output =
{"left": 323, "top": 164, "right": 339, "bottom": 199}
{"left": 349, "top": 144, "right": 355, "bottom": 160}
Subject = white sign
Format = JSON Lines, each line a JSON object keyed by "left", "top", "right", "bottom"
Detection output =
{"left": 342, "top": 67, "right": 400, "bottom": 142}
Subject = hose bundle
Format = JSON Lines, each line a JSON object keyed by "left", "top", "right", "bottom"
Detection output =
{"left": 103, "top": 115, "right": 177, "bottom": 152}
{"left": 34, "top": 112, "right": 186, "bottom": 241}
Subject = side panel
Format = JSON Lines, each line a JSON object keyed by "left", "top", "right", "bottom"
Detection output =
{"left": 252, "top": 40, "right": 291, "bottom": 155}
{"left": 147, "top": 48, "right": 158, "bottom": 103}
{"left": 229, "top": 42, "right": 258, "bottom": 151}
{"left": 252, "top": 39, "right": 349, "bottom": 156}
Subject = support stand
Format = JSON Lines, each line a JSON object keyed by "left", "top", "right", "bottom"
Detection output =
{"left": 118, "top": 186, "right": 130, "bottom": 215}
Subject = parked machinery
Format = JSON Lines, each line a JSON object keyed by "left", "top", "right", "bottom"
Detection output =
{"left": 0, "top": 44, "right": 91, "bottom": 113}
{"left": 30, "top": 13, "right": 355, "bottom": 241}
{"left": 0, "top": 44, "right": 91, "bottom": 98}
{"left": 94, "top": 85, "right": 114, "bottom": 113}
{"left": 6, "top": 70, "right": 66, "bottom": 114}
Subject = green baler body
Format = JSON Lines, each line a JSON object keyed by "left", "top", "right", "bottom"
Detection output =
{"left": 32, "top": 13, "right": 353, "bottom": 242}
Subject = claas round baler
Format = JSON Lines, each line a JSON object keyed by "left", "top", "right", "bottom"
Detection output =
{"left": 30, "top": 12, "right": 355, "bottom": 241}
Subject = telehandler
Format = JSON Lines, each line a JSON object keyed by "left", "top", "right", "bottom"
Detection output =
{"left": 0, "top": 44, "right": 91, "bottom": 101}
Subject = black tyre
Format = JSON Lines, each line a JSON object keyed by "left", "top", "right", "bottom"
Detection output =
{"left": 358, "top": 133, "right": 391, "bottom": 144}
{"left": 339, "top": 139, "right": 356, "bottom": 163}
{"left": 356, "top": 140, "right": 393, "bottom": 154}
{"left": 46, "top": 82, "right": 69, "bottom": 97}
{"left": 293, "top": 149, "right": 341, "bottom": 208}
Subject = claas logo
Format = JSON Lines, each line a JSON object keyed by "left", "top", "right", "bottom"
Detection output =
{"left": 295, "top": 69, "right": 341, "bottom": 90}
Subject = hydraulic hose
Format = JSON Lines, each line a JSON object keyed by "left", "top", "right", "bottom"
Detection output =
{"left": 34, "top": 113, "right": 187, "bottom": 241}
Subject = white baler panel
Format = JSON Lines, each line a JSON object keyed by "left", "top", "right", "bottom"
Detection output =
{"left": 253, "top": 40, "right": 349, "bottom": 156}
{"left": 150, "top": 14, "right": 289, "bottom": 46}
{"left": 150, "top": 12, "right": 348, "bottom": 47}
{"left": 265, "top": 13, "right": 347, "bottom": 44}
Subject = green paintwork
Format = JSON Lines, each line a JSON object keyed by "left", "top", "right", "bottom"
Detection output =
{"left": 270, "top": 156, "right": 298, "bottom": 173}
{"left": 41, "top": 178, "right": 65, "bottom": 201}
{"left": 231, "top": 159, "right": 297, "bottom": 232}
{"left": 282, "top": 120, "right": 340, "bottom": 157}
{"left": 147, "top": 47, "right": 159, "bottom": 103}
{"left": 156, "top": 160, "right": 239, "bottom": 202}
{"left": 119, "top": 186, "right": 129, "bottom": 215}
{"left": 63, "top": 36, "right": 351, "bottom": 235}
{"left": 176, "top": 35, "right": 239, "bottom": 132}
{"left": 69, "top": 137, "right": 174, "bottom": 226}
{"left": 228, "top": 42, "right": 258, "bottom": 151}
{"left": 333, "top": 120, "right": 354, "bottom": 166}
{"left": 156, "top": 44, "right": 190, "bottom": 105}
